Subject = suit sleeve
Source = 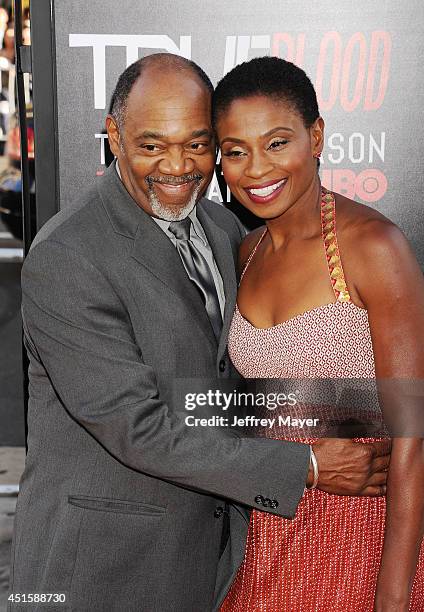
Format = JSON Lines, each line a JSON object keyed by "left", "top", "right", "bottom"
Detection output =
{"left": 22, "top": 239, "right": 310, "bottom": 518}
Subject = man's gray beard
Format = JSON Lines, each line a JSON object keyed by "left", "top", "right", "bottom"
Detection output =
{"left": 148, "top": 182, "right": 202, "bottom": 222}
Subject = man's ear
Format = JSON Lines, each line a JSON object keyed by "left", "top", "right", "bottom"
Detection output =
{"left": 106, "top": 115, "right": 121, "bottom": 157}
{"left": 310, "top": 116, "right": 325, "bottom": 157}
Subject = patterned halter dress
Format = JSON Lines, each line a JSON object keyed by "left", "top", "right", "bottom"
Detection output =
{"left": 221, "top": 189, "right": 424, "bottom": 611}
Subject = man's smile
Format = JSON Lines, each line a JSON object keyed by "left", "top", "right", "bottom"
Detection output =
{"left": 147, "top": 173, "right": 203, "bottom": 197}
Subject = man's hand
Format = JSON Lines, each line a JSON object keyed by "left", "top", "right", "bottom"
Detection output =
{"left": 308, "top": 438, "right": 391, "bottom": 496}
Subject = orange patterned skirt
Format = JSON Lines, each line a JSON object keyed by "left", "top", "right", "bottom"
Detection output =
{"left": 221, "top": 487, "right": 424, "bottom": 611}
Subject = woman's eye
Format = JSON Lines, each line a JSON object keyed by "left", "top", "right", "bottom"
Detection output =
{"left": 223, "top": 150, "right": 246, "bottom": 158}
{"left": 268, "top": 139, "right": 288, "bottom": 150}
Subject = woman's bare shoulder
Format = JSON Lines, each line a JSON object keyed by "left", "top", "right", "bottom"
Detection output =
{"left": 334, "top": 193, "right": 404, "bottom": 250}
{"left": 334, "top": 192, "right": 421, "bottom": 292}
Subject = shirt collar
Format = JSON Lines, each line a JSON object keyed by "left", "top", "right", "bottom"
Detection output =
{"left": 154, "top": 209, "right": 207, "bottom": 245}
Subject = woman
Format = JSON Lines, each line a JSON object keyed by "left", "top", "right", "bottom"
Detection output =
{"left": 213, "top": 57, "right": 424, "bottom": 611}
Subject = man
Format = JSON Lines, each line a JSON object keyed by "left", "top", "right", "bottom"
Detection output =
{"left": 10, "top": 54, "right": 389, "bottom": 611}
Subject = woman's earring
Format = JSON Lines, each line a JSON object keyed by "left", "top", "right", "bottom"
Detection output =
{"left": 313, "top": 151, "right": 322, "bottom": 159}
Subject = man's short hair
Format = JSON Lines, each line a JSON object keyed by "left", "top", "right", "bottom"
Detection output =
{"left": 109, "top": 53, "right": 214, "bottom": 129}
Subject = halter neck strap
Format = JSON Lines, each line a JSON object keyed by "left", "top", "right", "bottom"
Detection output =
{"left": 240, "top": 227, "right": 268, "bottom": 281}
{"left": 321, "top": 188, "right": 351, "bottom": 303}
{"left": 239, "top": 188, "right": 351, "bottom": 303}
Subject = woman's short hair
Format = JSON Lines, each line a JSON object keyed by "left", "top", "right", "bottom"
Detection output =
{"left": 212, "top": 56, "right": 320, "bottom": 129}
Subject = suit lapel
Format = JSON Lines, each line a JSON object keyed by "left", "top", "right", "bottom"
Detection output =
{"left": 97, "top": 163, "right": 217, "bottom": 350}
{"left": 131, "top": 217, "right": 217, "bottom": 350}
{"left": 196, "top": 202, "right": 238, "bottom": 357}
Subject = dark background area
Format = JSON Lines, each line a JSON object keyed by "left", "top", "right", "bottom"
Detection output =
{"left": 0, "top": 248, "right": 25, "bottom": 446}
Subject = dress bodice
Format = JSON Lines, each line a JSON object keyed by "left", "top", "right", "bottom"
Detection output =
{"left": 229, "top": 300, "right": 374, "bottom": 379}
{"left": 228, "top": 188, "right": 375, "bottom": 380}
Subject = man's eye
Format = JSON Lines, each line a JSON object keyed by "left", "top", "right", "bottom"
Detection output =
{"left": 188, "top": 142, "right": 208, "bottom": 151}
{"left": 268, "top": 139, "right": 288, "bottom": 150}
{"left": 141, "top": 144, "right": 161, "bottom": 152}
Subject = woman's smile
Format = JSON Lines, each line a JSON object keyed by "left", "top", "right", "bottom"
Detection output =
{"left": 244, "top": 177, "right": 288, "bottom": 203}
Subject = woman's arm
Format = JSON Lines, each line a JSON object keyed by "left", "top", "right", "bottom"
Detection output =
{"left": 351, "top": 218, "right": 424, "bottom": 610}
{"left": 375, "top": 438, "right": 424, "bottom": 611}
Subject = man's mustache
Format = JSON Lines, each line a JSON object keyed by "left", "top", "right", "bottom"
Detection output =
{"left": 146, "top": 173, "right": 203, "bottom": 186}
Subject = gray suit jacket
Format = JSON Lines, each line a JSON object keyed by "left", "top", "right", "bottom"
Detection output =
{"left": 9, "top": 163, "right": 309, "bottom": 611}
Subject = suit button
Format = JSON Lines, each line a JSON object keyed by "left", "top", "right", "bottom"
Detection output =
{"left": 254, "top": 495, "right": 263, "bottom": 505}
{"left": 270, "top": 500, "right": 279, "bottom": 509}
{"left": 214, "top": 506, "right": 224, "bottom": 518}
{"left": 263, "top": 498, "right": 271, "bottom": 508}
{"left": 219, "top": 359, "right": 226, "bottom": 372}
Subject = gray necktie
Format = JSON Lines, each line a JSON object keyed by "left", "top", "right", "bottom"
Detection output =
{"left": 168, "top": 218, "right": 222, "bottom": 341}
